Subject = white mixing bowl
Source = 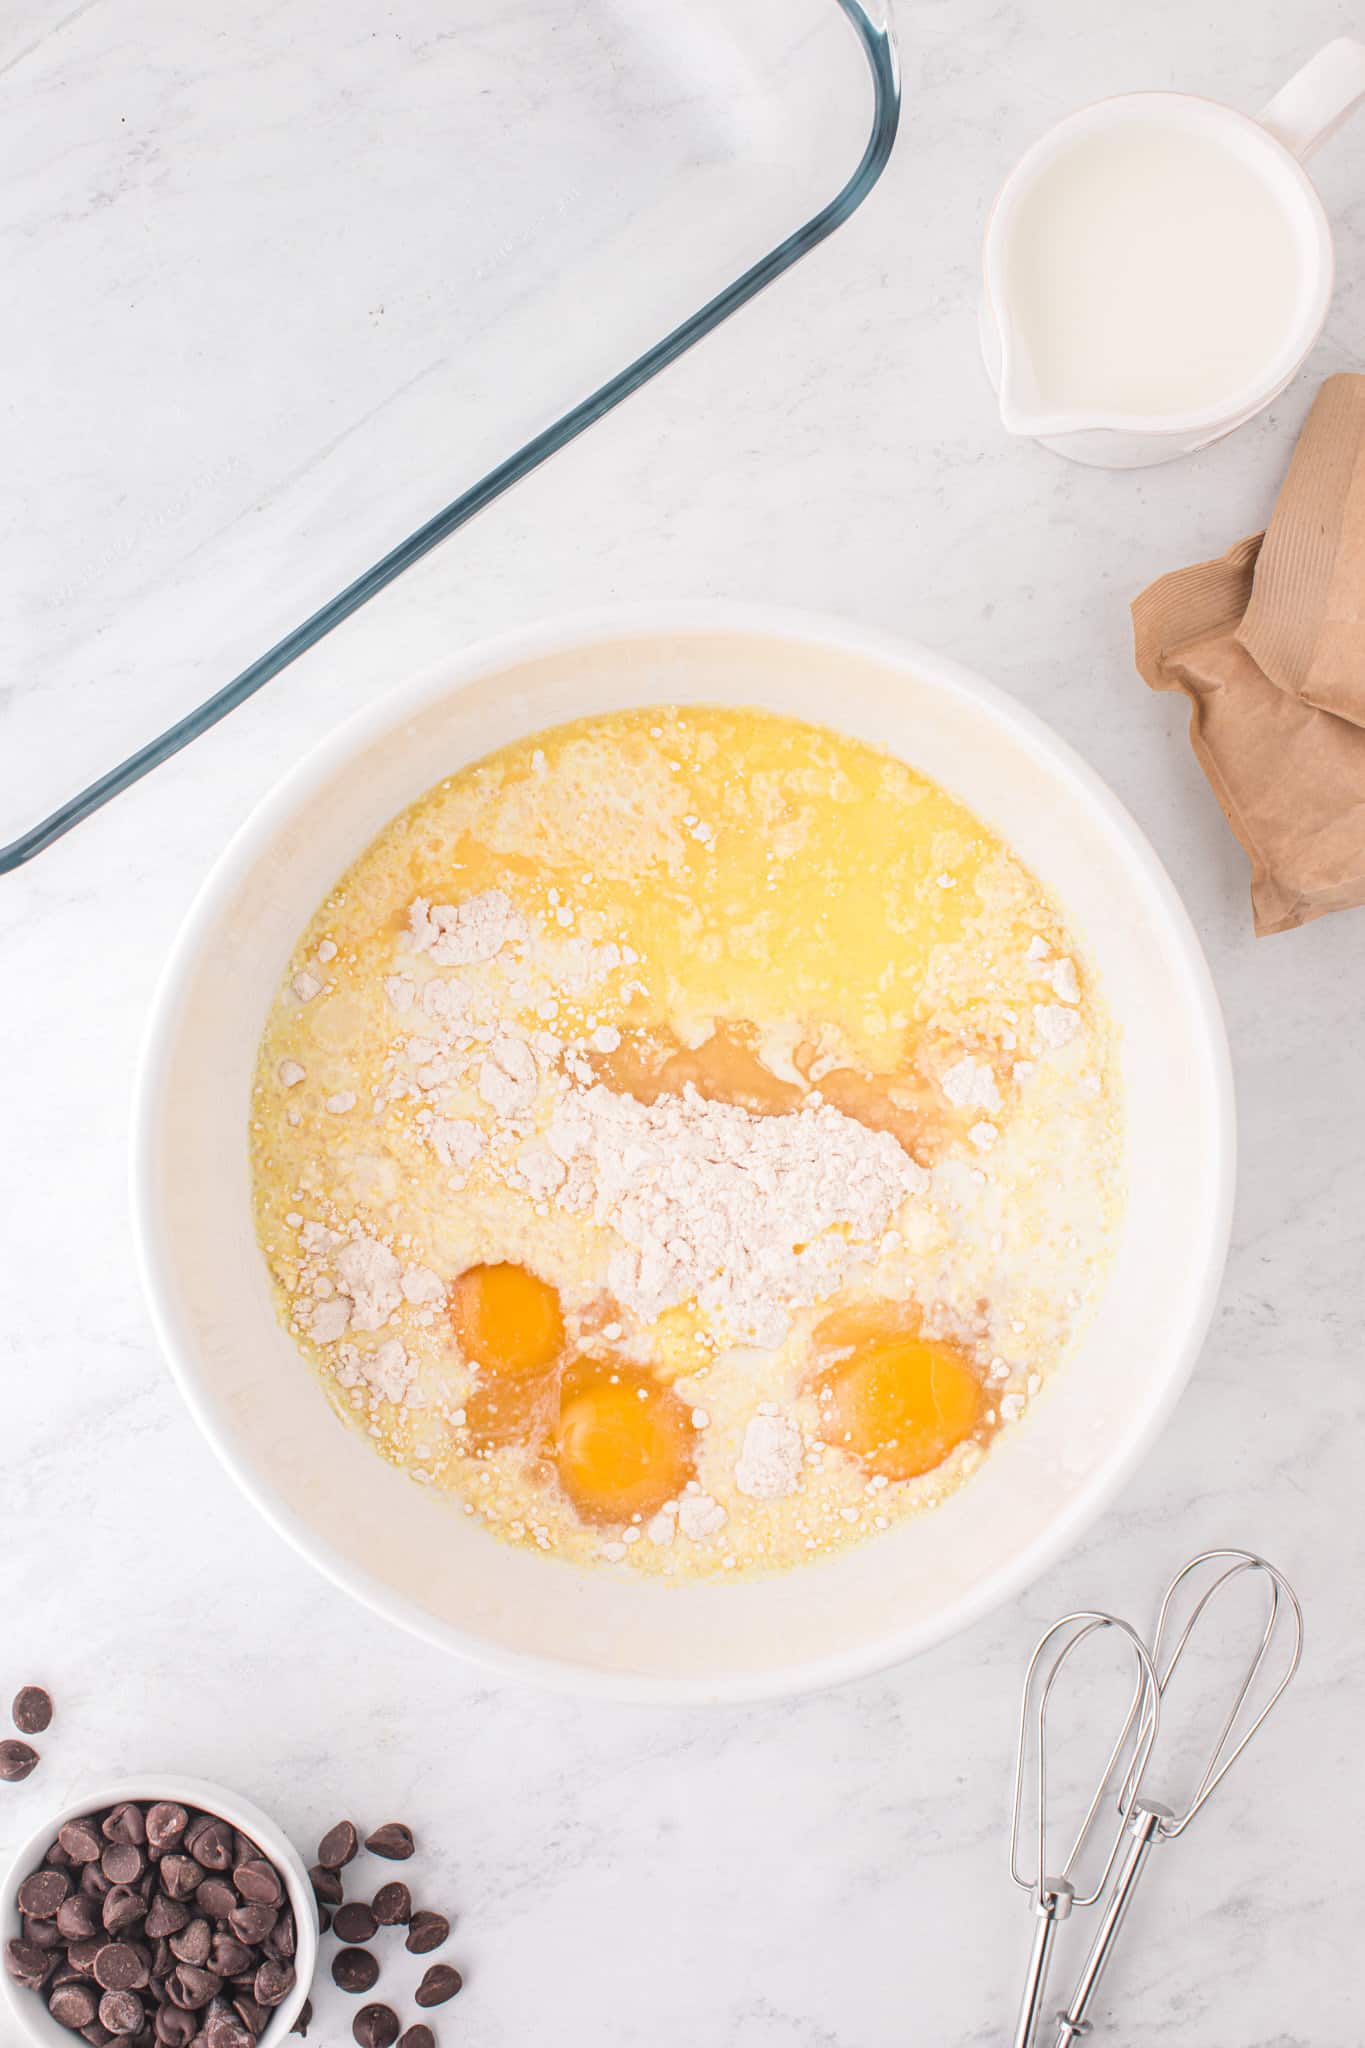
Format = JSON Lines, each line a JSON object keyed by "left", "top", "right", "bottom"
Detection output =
{"left": 133, "top": 608, "right": 1233, "bottom": 1702}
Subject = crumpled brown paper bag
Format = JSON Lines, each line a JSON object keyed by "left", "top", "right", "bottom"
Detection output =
{"left": 1133, "top": 374, "right": 1365, "bottom": 934}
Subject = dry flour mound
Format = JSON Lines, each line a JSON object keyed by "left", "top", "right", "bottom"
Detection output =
{"left": 543, "top": 1082, "right": 929, "bottom": 1348}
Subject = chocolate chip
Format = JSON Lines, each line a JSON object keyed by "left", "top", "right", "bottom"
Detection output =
{"left": 168, "top": 1919, "right": 211, "bottom": 1967}
{"left": 317, "top": 1819, "right": 359, "bottom": 1869}
{"left": 102, "top": 1805, "right": 147, "bottom": 1848}
{"left": 12, "top": 1686, "right": 53, "bottom": 1736}
{"left": 289, "top": 1997, "right": 313, "bottom": 2038}
{"left": 185, "top": 1819, "right": 235, "bottom": 1873}
{"left": 171, "top": 1963, "right": 222, "bottom": 2009}
{"left": 363, "top": 1824, "right": 414, "bottom": 1862}
{"left": 404, "top": 1912, "right": 449, "bottom": 1955}
{"left": 332, "top": 1947, "right": 380, "bottom": 1994}
{"left": 206, "top": 1935, "right": 251, "bottom": 1980}
{"left": 145, "top": 1806, "right": 188, "bottom": 1855}
{"left": 158, "top": 1857, "right": 204, "bottom": 1902}
{"left": 307, "top": 1863, "right": 343, "bottom": 1906}
{"left": 195, "top": 1877, "right": 239, "bottom": 1920}
{"left": 317, "top": 1907, "right": 332, "bottom": 1935}
{"left": 94, "top": 1942, "right": 150, "bottom": 1992}
{"left": 67, "top": 1938, "right": 106, "bottom": 1976}
{"left": 230, "top": 1859, "right": 280, "bottom": 1907}
{"left": 226, "top": 1902, "right": 276, "bottom": 1946}
{"left": 80, "top": 1865, "right": 113, "bottom": 1902}
{"left": 25, "top": 1912, "right": 66, "bottom": 1948}
{"left": 48, "top": 1980, "right": 100, "bottom": 2029}
{"left": 265, "top": 1913, "right": 295, "bottom": 1962}
{"left": 153, "top": 2011, "right": 197, "bottom": 2047}
{"left": 414, "top": 1964, "right": 463, "bottom": 2007}
{"left": 252, "top": 1958, "right": 295, "bottom": 2007}
{"left": 101, "top": 1844, "right": 146, "bottom": 1887}
{"left": 143, "top": 1897, "right": 190, "bottom": 1940}
{"left": 58, "top": 1895, "right": 100, "bottom": 1942}
{"left": 397, "top": 2029, "right": 435, "bottom": 2048}
{"left": 98, "top": 1989, "right": 146, "bottom": 2036}
{"left": 203, "top": 2010, "right": 253, "bottom": 2048}
{"left": 101, "top": 1886, "right": 147, "bottom": 1937}
{"left": 80, "top": 2027, "right": 114, "bottom": 2048}
{"left": 60, "top": 1818, "right": 104, "bottom": 1865}
{"left": 0, "top": 1738, "right": 40, "bottom": 1781}
{"left": 19, "top": 1866, "right": 72, "bottom": 1917}
{"left": 5, "top": 1936, "right": 54, "bottom": 1987}
{"left": 333, "top": 1903, "right": 378, "bottom": 1944}
{"left": 231, "top": 1993, "right": 268, "bottom": 2036}
{"left": 47, "top": 1837, "right": 75, "bottom": 1869}
{"left": 371, "top": 1882, "right": 410, "bottom": 1927}
{"left": 352, "top": 2004, "right": 400, "bottom": 2048}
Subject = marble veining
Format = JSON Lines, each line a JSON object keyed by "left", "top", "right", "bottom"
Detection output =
{"left": 2, "top": 1, "right": 1362, "bottom": 2042}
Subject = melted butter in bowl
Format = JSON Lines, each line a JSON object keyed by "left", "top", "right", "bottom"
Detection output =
{"left": 250, "top": 705, "right": 1123, "bottom": 1579}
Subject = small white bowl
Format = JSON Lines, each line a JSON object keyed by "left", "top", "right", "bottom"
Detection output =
{"left": 0, "top": 1776, "right": 317, "bottom": 2048}
{"left": 133, "top": 606, "right": 1234, "bottom": 1701}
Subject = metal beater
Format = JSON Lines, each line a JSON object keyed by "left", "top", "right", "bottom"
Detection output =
{"left": 1009, "top": 1549, "right": 1303, "bottom": 2048}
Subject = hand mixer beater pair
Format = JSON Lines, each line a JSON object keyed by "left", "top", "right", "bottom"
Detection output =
{"left": 1009, "top": 1547, "right": 1303, "bottom": 2048}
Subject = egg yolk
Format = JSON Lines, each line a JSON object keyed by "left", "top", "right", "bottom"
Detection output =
{"left": 554, "top": 1359, "right": 697, "bottom": 1524}
{"left": 451, "top": 1262, "right": 565, "bottom": 1377}
{"left": 812, "top": 1330, "right": 983, "bottom": 1480}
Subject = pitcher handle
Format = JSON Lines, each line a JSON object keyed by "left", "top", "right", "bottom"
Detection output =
{"left": 1257, "top": 37, "right": 1365, "bottom": 160}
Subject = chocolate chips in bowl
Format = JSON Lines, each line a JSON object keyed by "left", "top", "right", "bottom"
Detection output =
{"left": 1, "top": 1780, "right": 317, "bottom": 2048}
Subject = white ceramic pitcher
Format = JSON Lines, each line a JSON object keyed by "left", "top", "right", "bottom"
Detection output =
{"left": 981, "top": 39, "right": 1365, "bottom": 467}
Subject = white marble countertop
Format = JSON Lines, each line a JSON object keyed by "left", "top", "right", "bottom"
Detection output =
{"left": 3, "top": 1, "right": 1363, "bottom": 2042}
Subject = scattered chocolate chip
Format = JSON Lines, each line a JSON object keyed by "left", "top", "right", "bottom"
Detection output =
{"left": 144, "top": 1805, "right": 188, "bottom": 1855}
{"left": 12, "top": 1686, "right": 53, "bottom": 1736}
{"left": 153, "top": 2010, "right": 196, "bottom": 2047}
{"left": 168, "top": 1919, "right": 211, "bottom": 1968}
{"left": 404, "top": 1911, "right": 449, "bottom": 1955}
{"left": 143, "top": 1897, "right": 190, "bottom": 1940}
{"left": 353, "top": 2003, "right": 400, "bottom": 2048}
{"left": 363, "top": 1824, "right": 414, "bottom": 1862}
{"left": 307, "top": 1863, "right": 343, "bottom": 1906}
{"left": 100, "top": 1888, "right": 146, "bottom": 1937}
{"left": 317, "top": 1906, "right": 332, "bottom": 1935}
{"left": 317, "top": 1819, "right": 359, "bottom": 1870}
{"left": 332, "top": 1947, "right": 380, "bottom": 1994}
{"left": 333, "top": 1902, "right": 378, "bottom": 1944}
{"left": 225, "top": 1903, "right": 274, "bottom": 1949}
{"left": 414, "top": 1964, "right": 462, "bottom": 2008}
{"left": 0, "top": 1738, "right": 40, "bottom": 1782}
{"left": 371, "top": 1881, "right": 410, "bottom": 1927}
{"left": 100, "top": 1844, "right": 145, "bottom": 1888}
{"left": 48, "top": 1980, "right": 100, "bottom": 2029}
{"left": 20, "top": 1866, "right": 72, "bottom": 1917}
{"left": 160, "top": 1856, "right": 205, "bottom": 1903}
{"left": 94, "top": 1943, "right": 150, "bottom": 1993}
{"left": 58, "top": 1895, "right": 100, "bottom": 1942}
{"left": 252, "top": 1958, "right": 295, "bottom": 2007}
{"left": 231, "top": 1859, "right": 280, "bottom": 1907}
{"left": 98, "top": 1988, "right": 146, "bottom": 2036}
{"left": 397, "top": 2029, "right": 435, "bottom": 2048}
{"left": 185, "top": 1818, "right": 236, "bottom": 1873}
{"left": 289, "top": 1996, "right": 313, "bottom": 2038}
{"left": 195, "top": 1878, "right": 239, "bottom": 1920}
